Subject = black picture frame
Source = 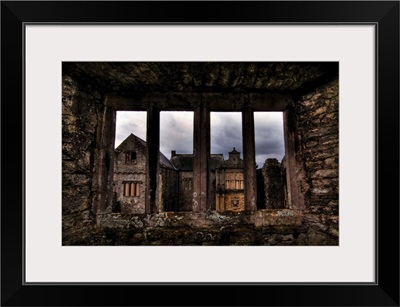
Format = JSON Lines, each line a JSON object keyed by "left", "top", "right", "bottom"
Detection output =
{"left": 1, "top": 1, "right": 399, "bottom": 306}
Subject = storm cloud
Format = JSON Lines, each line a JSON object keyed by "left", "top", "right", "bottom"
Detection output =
{"left": 115, "top": 111, "right": 147, "bottom": 146}
{"left": 160, "top": 111, "right": 193, "bottom": 156}
{"left": 210, "top": 112, "right": 243, "bottom": 159}
{"left": 115, "top": 111, "right": 284, "bottom": 168}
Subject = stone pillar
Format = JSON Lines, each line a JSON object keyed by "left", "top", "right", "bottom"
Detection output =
{"left": 146, "top": 107, "right": 160, "bottom": 214}
{"left": 242, "top": 108, "right": 257, "bottom": 211}
{"left": 95, "top": 105, "right": 116, "bottom": 218}
{"left": 283, "top": 108, "right": 305, "bottom": 210}
{"left": 193, "top": 103, "right": 210, "bottom": 212}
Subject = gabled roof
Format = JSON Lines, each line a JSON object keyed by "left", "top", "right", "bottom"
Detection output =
{"left": 115, "top": 134, "right": 176, "bottom": 170}
{"left": 115, "top": 133, "right": 146, "bottom": 152}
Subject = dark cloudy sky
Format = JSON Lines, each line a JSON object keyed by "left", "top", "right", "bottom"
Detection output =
{"left": 115, "top": 111, "right": 284, "bottom": 168}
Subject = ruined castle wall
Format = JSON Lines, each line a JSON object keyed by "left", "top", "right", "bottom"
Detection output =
{"left": 295, "top": 78, "right": 339, "bottom": 244}
{"left": 62, "top": 75, "right": 103, "bottom": 244}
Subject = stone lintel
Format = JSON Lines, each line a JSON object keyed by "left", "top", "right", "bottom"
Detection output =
{"left": 105, "top": 93, "right": 201, "bottom": 111}
{"left": 105, "top": 92, "right": 292, "bottom": 111}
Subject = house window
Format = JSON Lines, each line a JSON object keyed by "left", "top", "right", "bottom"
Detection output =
{"left": 123, "top": 181, "right": 141, "bottom": 197}
{"left": 125, "top": 151, "right": 137, "bottom": 163}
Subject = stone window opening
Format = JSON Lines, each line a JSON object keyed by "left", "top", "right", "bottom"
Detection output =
{"left": 123, "top": 181, "right": 141, "bottom": 197}
{"left": 211, "top": 112, "right": 245, "bottom": 212}
{"left": 254, "top": 111, "right": 286, "bottom": 209}
{"left": 96, "top": 91, "right": 305, "bottom": 218}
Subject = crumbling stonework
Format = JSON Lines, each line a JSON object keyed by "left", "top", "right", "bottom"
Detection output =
{"left": 62, "top": 75, "right": 103, "bottom": 244}
{"left": 295, "top": 78, "right": 339, "bottom": 244}
{"left": 296, "top": 79, "right": 339, "bottom": 208}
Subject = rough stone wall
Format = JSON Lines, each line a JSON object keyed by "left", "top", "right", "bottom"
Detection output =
{"left": 113, "top": 140, "right": 147, "bottom": 214}
{"left": 178, "top": 172, "right": 193, "bottom": 211}
{"left": 82, "top": 210, "right": 305, "bottom": 246}
{"left": 262, "top": 158, "right": 285, "bottom": 209}
{"left": 159, "top": 167, "right": 179, "bottom": 211}
{"left": 62, "top": 75, "right": 103, "bottom": 244}
{"left": 295, "top": 78, "right": 339, "bottom": 244}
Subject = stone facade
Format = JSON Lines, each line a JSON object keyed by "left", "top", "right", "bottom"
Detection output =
{"left": 113, "top": 134, "right": 177, "bottom": 214}
{"left": 297, "top": 79, "right": 339, "bottom": 210}
{"left": 113, "top": 134, "right": 147, "bottom": 214}
{"left": 112, "top": 143, "right": 293, "bottom": 215}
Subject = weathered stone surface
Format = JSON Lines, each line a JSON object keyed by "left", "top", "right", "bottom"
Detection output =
{"left": 296, "top": 79, "right": 339, "bottom": 203}
{"left": 63, "top": 208, "right": 339, "bottom": 246}
{"left": 311, "top": 169, "right": 338, "bottom": 179}
{"left": 63, "top": 62, "right": 338, "bottom": 94}
{"left": 62, "top": 75, "right": 103, "bottom": 243}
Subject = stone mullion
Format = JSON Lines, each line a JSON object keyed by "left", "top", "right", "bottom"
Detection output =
{"left": 146, "top": 107, "right": 160, "bottom": 214}
{"left": 193, "top": 103, "right": 210, "bottom": 212}
{"left": 202, "top": 105, "right": 210, "bottom": 211}
{"left": 283, "top": 108, "right": 305, "bottom": 210}
{"left": 242, "top": 108, "right": 257, "bottom": 211}
{"left": 96, "top": 106, "right": 116, "bottom": 217}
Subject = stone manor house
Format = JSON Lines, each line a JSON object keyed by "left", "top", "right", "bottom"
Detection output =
{"left": 112, "top": 133, "right": 286, "bottom": 214}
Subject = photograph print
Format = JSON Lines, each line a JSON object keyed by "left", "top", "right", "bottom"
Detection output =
{"left": 62, "top": 62, "right": 339, "bottom": 246}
